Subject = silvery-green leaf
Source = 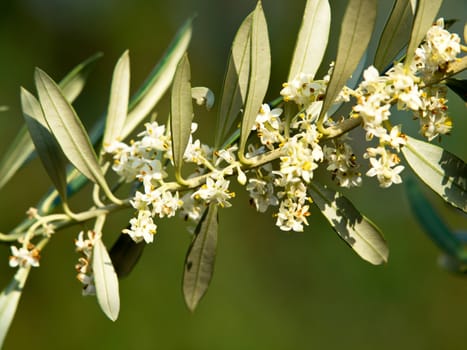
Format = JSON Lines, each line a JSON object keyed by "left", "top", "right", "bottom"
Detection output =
{"left": 401, "top": 136, "right": 467, "bottom": 212}
{"left": 59, "top": 52, "right": 103, "bottom": 102}
{"left": 122, "top": 18, "right": 193, "bottom": 139}
{"left": 374, "top": 0, "right": 416, "bottom": 71}
{"left": 103, "top": 50, "right": 130, "bottom": 147}
{"left": 215, "top": 13, "right": 252, "bottom": 148}
{"left": 287, "top": 0, "right": 330, "bottom": 81}
{"left": 0, "top": 53, "right": 101, "bottom": 192}
{"left": 34, "top": 68, "right": 108, "bottom": 189}
{"left": 21, "top": 88, "right": 68, "bottom": 202}
{"left": 405, "top": 176, "right": 462, "bottom": 257}
{"left": 446, "top": 78, "right": 467, "bottom": 102}
{"left": 183, "top": 204, "right": 218, "bottom": 312}
{"left": 191, "top": 87, "right": 215, "bottom": 111}
{"left": 93, "top": 237, "right": 120, "bottom": 321}
{"left": 170, "top": 54, "right": 193, "bottom": 175}
{"left": 0, "top": 266, "right": 31, "bottom": 348}
{"left": 405, "top": 0, "right": 443, "bottom": 69}
{"left": 0, "top": 127, "right": 35, "bottom": 191}
{"left": 309, "top": 183, "right": 389, "bottom": 265}
{"left": 318, "top": 0, "right": 376, "bottom": 123}
{"left": 239, "top": 1, "right": 270, "bottom": 155}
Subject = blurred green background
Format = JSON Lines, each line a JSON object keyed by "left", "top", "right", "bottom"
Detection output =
{"left": 0, "top": 0, "right": 466, "bottom": 349}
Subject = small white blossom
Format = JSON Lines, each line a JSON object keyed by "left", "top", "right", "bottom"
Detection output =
{"left": 365, "top": 147, "right": 404, "bottom": 188}
{"left": 123, "top": 210, "right": 157, "bottom": 243}
{"left": 192, "top": 173, "right": 234, "bottom": 208}
{"left": 9, "top": 245, "right": 40, "bottom": 268}
{"left": 275, "top": 198, "right": 310, "bottom": 232}
{"left": 246, "top": 178, "right": 278, "bottom": 212}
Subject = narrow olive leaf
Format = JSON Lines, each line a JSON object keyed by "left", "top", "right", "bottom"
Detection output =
{"left": 60, "top": 52, "right": 103, "bottom": 102}
{"left": 446, "top": 78, "right": 467, "bottom": 102}
{"left": 103, "top": 50, "right": 130, "bottom": 147}
{"left": 309, "top": 183, "right": 389, "bottom": 265}
{"left": 0, "top": 54, "right": 101, "bottom": 192}
{"left": 239, "top": 1, "right": 271, "bottom": 156}
{"left": 374, "top": 0, "right": 416, "bottom": 71}
{"left": 287, "top": 0, "right": 330, "bottom": 81}
{"left": 0, "top": 127, "right": 35, "bottom": 191}
{"left": 21, "top": 88, "right": 68, "bottom": 202}
{"left": 34, "top": 68, "right": 108, "bottom": 188}
{"left": 215, "top": 13, "right": 252, "bottom": 148}
{"left": 191, "top": 87, "right": 215, "bottom": 111}
{"left": 318, "top": 0, "right": 376, "bottom": 123}
{"left": 109, "top": 232, "right": 145, "bottom": 279}
{"left": 171, "top": 54, "right": 193, "bottom": 174}
{"left": 93, "top": 237, "right": 120, "bottom": 321}
{"left": 0, "top": 266, "right": 31, "bottom": 348}
{"left": 122, "top": 18, "right": 193, "bottom": 139}
{"left": 401, "top": 136, "right": 467, "bottom": 212}
{"left": 405, "top": 0, "right": 443, "bottom": 69}
{"left": 183, "top": 204, "right": 218, "bottom": 312}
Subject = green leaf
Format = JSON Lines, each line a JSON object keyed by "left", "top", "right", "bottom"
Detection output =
{"left": 59, "top": 52, "right": 103, "bottom": 102}
{"left": 374, "top": 0, "right": 416, "bottom": 71}
{"left": 287, "top": 0, "right": 330, "bottom": 81}
{"left": 215, "top": 13, "right": 252, "bottom": 148}
{"left": 34, "top": 68, "right": 108, "bottom": 189}
{"left": 93, "top": 237, "right": 120, "bottom": 321}
{"left": 0, "top": 127, "right": 35, "bottom": 191}
{"left": 446, "top": 78, "right": 467, "bottom": 102}
{"left": 318, "top": 0, "right": 376, "bottom": 123}
{"left": 170, "top": 54, "right": 193, "bottom": 176}
{"left": 183, "top": 204, "right": 218, "bottom": 312}
{"left": 405, "top": 0, "right": 443, "bottom": 69}
{"left": 191, "top": 87, "right": 215, "bottom": 111}
{"left": 401, "top": 136, "right": 467, "bottom": 212}
{"left": 21, "top": 88, "right": 68, "bottom": 202}
{"left": 103, "top": 50, "right": 130, "bottom": 147}
{"left": 239, "top": 1, "right": 271, "bottom": 156}
{"left": 0, "top": 266, "right": 31, "bottom": 348}
{"left": 122, "top": 17, "right": 193, "bottom": 139}
{"left": 309, "top": 183, "right": 389, "bottom": 265}
{"left": 0, "top": 53, "right": 101, "bottom": 192}
{"left": 405, "top": 176, "right": 462, "bottom": 258}
{"left": 109, "top": 232, "right": 145, "bottom": 279}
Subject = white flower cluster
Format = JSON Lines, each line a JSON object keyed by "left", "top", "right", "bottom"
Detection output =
{"left": 106, "top": 121, "right": 236, "bottom": 242}
{"left": 74, "top": 230, "right": 99, "bottom": 296}
{"left": 9, "top": 244, "right": 40, "bottom": 268}
{"left": 344, "top": 18, "right": 461, "bottom": 187}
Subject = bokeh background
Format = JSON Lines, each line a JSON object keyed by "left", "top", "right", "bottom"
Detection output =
{"left": 0, "top": 0, "right": 466, "bottom": 349}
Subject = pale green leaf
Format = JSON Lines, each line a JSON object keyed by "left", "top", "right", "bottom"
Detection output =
{"left": 318, "top": 0, "right": 376, "bottom": 123}
{"left": 239, "top": 1, "right": 271, "bottom": 155}
{"left": 34, "top": 68, "right": 108, "bottom": 188}
{"left": 21, "top": 88, "right": 68, "bottom": 202}
{"left": 103, "top": 50, "right": 130, "bottom": 147}
{"left": 374, "top": 0, "right": 416, "bottom": 71}
{"left": 191, "top": 87, "right": 215, "bottom": 111}
{"left": 309, "top": 183, "right": 389, "bottom": 265}
{"left": 0, "top": 53, "right": 101, "bottom": 192}
{"left": 0, "top": 127, "right": 35, "bottom": 191}
{"left": 183, "top": 204, "right": 218, "bottom": 312}
{"left": 287, "top": 0, "right": 330, "bottom": 81}
{"left": 0, "top": 266, "right": 31, "bottom": 348}
{"left": 93, "top": 237, "right": 120, "bottom": 321}
{"left": 170, "top": 54, "right": 193, "bottom": 174}
{"left": 60, "top": 52, "right": 103, "bottom": 102}
{"left": 405, "top": 0, "right": 443, "bottom": 69}
{"left": 122, "top": 18, "right": 193, "bottom": 139}
{"left": 401, "top": 136, "right": 467, "bottom": 212}
{"left": 215, "top": 13, "right": 252, "bottom": 148}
